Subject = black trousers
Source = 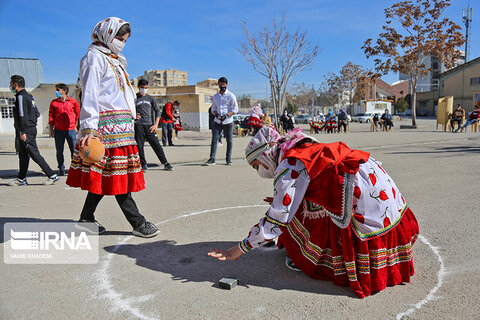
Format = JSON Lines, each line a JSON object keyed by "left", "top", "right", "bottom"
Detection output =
{"left": 17, "top": 127, "right": 55, "bottom": 179}
{"left": 80, "top": 192, "right": 146, "bottom": 229}
{"left": 134, "top": 124, "right": 168, "bottom": 166}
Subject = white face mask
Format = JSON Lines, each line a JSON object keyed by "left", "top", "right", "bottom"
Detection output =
{"left": 139, "top": 88, "right": 148, "bottom": 95}
{"left": 109, "top": 38, "right": 125, "bottom": 54}
{"left": 257, "top": 163, "right": 275, "bottom": 179}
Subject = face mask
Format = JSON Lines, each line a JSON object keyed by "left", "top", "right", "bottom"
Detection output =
{"left": 56, "top": 91, "right": 63, "bottom": 98}
{"left": 257, "top": 163, "right": 275, "bottom": 179}
{"left": 9, "top": 85, "right": 16, "bottom": 93}
{"left": 219, "top": 86, "right": 227, "bottom": 92}
{"left": 109, "top": 38, "right": 125, "bottom": 54}
{"left": 139, "top": 88, "right": 148, "bottom": 95}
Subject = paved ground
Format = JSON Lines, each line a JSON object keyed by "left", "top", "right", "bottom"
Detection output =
{"left": 1, "top": 119, "right": 479, "bottom": 319}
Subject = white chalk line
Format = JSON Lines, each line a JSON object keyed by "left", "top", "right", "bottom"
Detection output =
{"left": 96, "top": 205, "right": 443, "bottom": 320}
{"left": 395, "top": 234, "right": 445, "bottom": 320}
{"left": 97, "top": 204, "right": 268, "bottom": 320}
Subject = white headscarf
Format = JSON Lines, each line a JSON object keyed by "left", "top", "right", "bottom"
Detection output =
{"left": 87, "top": 17, "right": 136, "bottom": 116}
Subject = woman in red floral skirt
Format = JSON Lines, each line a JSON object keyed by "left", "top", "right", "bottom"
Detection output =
{"left": 209, "top": 127, "right": 419, "bottom": 298}
{"left": 67, "top": 17, "right": 159, "bottom": 237}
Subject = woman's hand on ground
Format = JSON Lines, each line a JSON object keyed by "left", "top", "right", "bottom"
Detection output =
{"left": 79, "top": 134, "right": 94, "bottom": 148}
{"left": 208, "top": 246, "right": 243, "bottom": 261}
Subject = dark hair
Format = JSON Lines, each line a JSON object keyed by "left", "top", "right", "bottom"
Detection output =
{"left": 173, "top": 100, "right": 180, "bottom": 105}
{"left": 10, "top": 75, "right": 25, "bottom": 88}
{"left": 55, "top": 83, "right": 69, "bottom": 94}
{"left": 218, "top": 77, "right": 228, "bottom": 84}
{"left": 116, "top": 24, "right": 131, "bottom": 37}
{"left": 138, "top": 78, "right": 148, "bottom": 87}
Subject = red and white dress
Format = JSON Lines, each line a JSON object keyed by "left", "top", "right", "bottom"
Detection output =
{"left": 248, "top": 106, "right": 263, "bottom": 129}
{"left": 239, "top": 142, "right": 419, "bottom": 298}
{"left": 66, "top": 46, "right": 144, "bottom": 195}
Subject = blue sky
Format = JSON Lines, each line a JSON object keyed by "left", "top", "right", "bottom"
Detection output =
{"left": 0, "top": 0, "right": 478, "bottom": 98}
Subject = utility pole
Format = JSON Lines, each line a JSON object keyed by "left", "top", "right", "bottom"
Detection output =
{"left": 463, "top": 5, "right": 473, "bottom": 62}
{"left": 311, "top": 84, "right": 315, "bottom": 115}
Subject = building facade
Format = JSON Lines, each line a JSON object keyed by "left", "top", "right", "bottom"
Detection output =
{"left": 439, "top": 56, "right": 480, "bottom": 113}
{"left": 399, "top": 52, "right": 466, "bottom": 93}
{"left": 0, "top": 58, "right": 44, "bottom": 133}
{"left": 135, "top": 69, "right": 188, "bottom": 87}
{"left": 145, "top": 80, "right": 218, "bottom": 131}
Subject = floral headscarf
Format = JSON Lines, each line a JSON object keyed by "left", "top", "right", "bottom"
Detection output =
{"left": 90, "top": 17, "right": 130, "bottom": 67}
{"left": 245, "top": 127, "right": 318, "bottom": 170}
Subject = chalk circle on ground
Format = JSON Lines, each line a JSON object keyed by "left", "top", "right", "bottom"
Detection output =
{"left": 96, "top": 205, "right": 443, "bottom": 320}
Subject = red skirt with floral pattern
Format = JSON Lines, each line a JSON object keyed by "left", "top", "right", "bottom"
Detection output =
{"left": 278, "top": 205, "right": 419, "bottom": 298}
{"left": 66, "top": 145, "right": 145, "bottom": 195}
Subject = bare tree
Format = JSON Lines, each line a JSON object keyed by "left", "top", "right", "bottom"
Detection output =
{"left": 325, "top": 62, "right": 370, "bottom": 114}
{"left": 239, "top": 15, "right": 320, "bottom": 128}
{"left": 286, "top": 82, "right": 315, "bottom": 113}
{"left": 362, "top": 0, "right": 464, "bottom": 127}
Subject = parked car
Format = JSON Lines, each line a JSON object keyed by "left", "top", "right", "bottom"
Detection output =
{"left": 352, "top": 112, "right": 376, "bottom": 123}
{"left": 233, "top": 114, "right": 248, "bottom": 124}
{"left": 295, "top": 114, "right": 313, "bottom": 124}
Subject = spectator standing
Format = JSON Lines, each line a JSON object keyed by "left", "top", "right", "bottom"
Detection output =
{"left": 160, "top": 100, "right": 179, "bottom": 146}
{"left": 280, "top": 110, "right": 293, "bottom": 133}
{"left": 49, "top": 83, "right": 80, "bottom": 175}
{"left": 8, "top": 75, "right": 59, "bottom": 186}
{"left": 451, "top": 104, "right": 465, "bottom": 132}
{"left": 459, "top": 105, "right": 480, "bottom": 132}
{"left": 337, "top": 108, "right": 348, "bottom": 133}
{"left": 203, "top": 77, "right": 238, "bottom": 166}
{"left": 134, "top": 79, "right": 173, "bottom": 171}
{"left": 173, "top": 109, "right": 183, "bottom": 137}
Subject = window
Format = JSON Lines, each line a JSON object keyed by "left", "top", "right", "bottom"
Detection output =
{"left": 183, "top": 81, "right": 187, "bottom": 84}
{"left": 204, "top": 95, "right": 212, "bottom": 104}
{"left": 169, "top": 80, "right": 172, "bottom": 83}
{"left": 1, "top": 106, "right": 14, "bottom": 118}
{"left": 470, "top": 77, "right": 480, "bottom": 85}
{"left": 174, "top": 80, "right": 178, "bottom": 84}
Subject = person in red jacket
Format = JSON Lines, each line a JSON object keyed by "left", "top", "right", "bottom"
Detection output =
{"left": 49, "top": 83, "right": 80, "bottom": 175}
{"left": 160, "top": 100, "right": 179, "bottom": 146}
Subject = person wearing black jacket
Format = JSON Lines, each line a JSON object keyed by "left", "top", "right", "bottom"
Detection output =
{"left": 134, "top": 79, "right": 173, "bottom": 171}
{"left": 8, "top": 75, "right": 59, "bottom": 186}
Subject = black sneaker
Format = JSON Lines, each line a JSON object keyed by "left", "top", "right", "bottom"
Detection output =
{"left": 77, "top": 219, "right": 106, "bottom": 234}
{"left": 285, "top": 255, "right": 301, "bottom": 272}
{"left": 164, "top": 163, "right": 174, "bottom": 171}
{"left": 142, "top": 165, "right": 148, "bottom": 171}
{"left": 226, "top": 160, "right": 232, "bottom": 166}
{"left": 58, "top": 168, "right": 65, "bottom": 176}
{"left": 132, "top": 222, "right": 160, "bottom": 238}
{"left": 202, "top": 159, "right": 215, "bottom": 166}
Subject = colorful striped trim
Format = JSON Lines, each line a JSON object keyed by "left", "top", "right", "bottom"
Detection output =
{"left": 287, "top": 217, "right": 347, "bottom": 276}
{"left": 245, "top": 143, "right": 269, "bottom": 163}
{"left": 351, "top": 201, "right": 407, "bottom": 240}
{"left": 81, "top": 128, "right": 99, "bottom": 137}
{"left": 273, "top": 168, "right": 289, "bottom": 186}
{"left": 265, "top": 215, "right": 288, "bottom": 228}
{"left": 239, "top": 239, "right": 253, "bottom": 253}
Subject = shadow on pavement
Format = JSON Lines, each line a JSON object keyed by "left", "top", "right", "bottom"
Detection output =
{"left": 0, "top": 169, "right": 45, "bottom": 179}
{"left": 388, "top": 145, "right": 480, "bottom": 155}
{"left": 104, "top": 240, "right": 353, "bottom": 297}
